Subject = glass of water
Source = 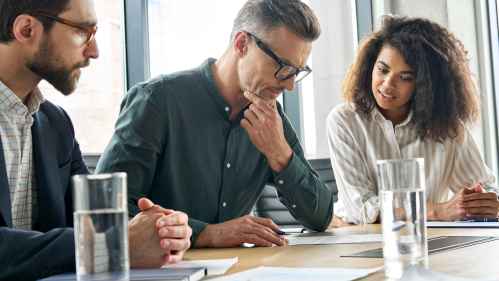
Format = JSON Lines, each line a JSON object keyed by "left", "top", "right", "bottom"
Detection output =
{"left": 377, "top": 158, "right": 428, "bottom": 279}
{"left": 72, "top": 173, "right": 129, "bottom": 281}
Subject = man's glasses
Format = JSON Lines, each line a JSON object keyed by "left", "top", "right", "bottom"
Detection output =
{"left": 247, "top": 32, "right": 312, "bottom": 82}
{"left": 31, "top": 12, "right": 98, "bottom": 46}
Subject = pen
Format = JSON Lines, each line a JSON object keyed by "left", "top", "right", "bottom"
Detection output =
{"left": 273, "top": 230, "right": 288, "bottom": 235}
{"left": 455, "top": 218, "right": 499, "bottom": 223}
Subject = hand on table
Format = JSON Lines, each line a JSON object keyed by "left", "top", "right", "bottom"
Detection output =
{"left": 192, "top": 215, "right": 289, "bottom": 248}
{"left": 328, "top": 215, "right": 355, "bottom": 229}
{"left": 241, "top": 91, "right": 292, "bottom": 173}
{"left": 436, "top": 183, "right": 499, "bottom": 220}
{"left": 458, "top": 183, "right": 499, "bottom": 218}
{"left": 128, "top": 198, "right": 191, "bottom": 268}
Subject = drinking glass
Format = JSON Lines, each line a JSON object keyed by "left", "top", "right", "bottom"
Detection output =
{"left": 377, "top": 158, "right": 428, "bottom": 279}
{"left": 72, "top": 173, "right": 129, "bottom": 281}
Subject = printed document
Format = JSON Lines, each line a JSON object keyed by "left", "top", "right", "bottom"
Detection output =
{"left": 161, "top": 257, "right": 238, "bottom": 276}
{"left": 210, "top": 266, "right": 383, "bottom": 281}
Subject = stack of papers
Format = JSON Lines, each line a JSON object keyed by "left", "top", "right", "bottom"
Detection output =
{"left": 210, "top": 266, "right": 383, "bottom": 281}
{"left": 286, "top": 234, "right": 382, "bottom": 245}
{"left": 162, "top": 257, "right": 238, "bottom": 276}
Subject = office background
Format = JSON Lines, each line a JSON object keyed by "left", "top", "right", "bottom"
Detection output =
{"left": 38, "top": 0, "right": 499, "bottom": 181}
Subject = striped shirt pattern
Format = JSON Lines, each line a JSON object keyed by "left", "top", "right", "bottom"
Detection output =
{"left": 0, "top": 80, "right": 45, "bottom": 231}
{"left": 327, "top": 103, "right": 499, "bottom": 225}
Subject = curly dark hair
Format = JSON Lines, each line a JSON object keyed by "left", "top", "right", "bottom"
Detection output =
{"left": 341, "top": 15, "right": 481, "bottom": 143}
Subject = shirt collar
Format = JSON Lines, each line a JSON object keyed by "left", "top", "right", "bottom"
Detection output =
{"left": 199, "top": 58, "right": 236, "bottom": 123}
{"left": 0, "top": 79, "right": 46, "bottom": 116}
{"left": 370, "top": 106, "right": 413, "bottom": 127}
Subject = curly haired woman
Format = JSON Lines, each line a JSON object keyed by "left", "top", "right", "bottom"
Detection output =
{"left": 327, "top": 15, "right": 499, "bottom": 227}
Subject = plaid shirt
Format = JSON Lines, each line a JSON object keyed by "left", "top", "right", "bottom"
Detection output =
{"left": 0, "top": 80, "right": 45, "bottom": 231}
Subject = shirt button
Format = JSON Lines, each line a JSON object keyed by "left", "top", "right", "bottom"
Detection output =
{"left": 17, "top": 109, "right": 24, "bottom": 114}
{"left": 227, "top": 163, "right": 231, "bottom": 168}
{"left": 223, "top": 202, "right": 226, "bottom": 207}
{"left": 292, "top": 205, "right": 296, "bottom": 208}
{"left": 279, "top": 180, "right": 283, "bottom": 184}
{"left": 225, "top": 107, "right": 229, "bottom": 112}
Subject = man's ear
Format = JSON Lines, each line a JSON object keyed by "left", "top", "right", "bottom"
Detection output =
{"left": 233, "top": 30, "right": 250, "bottom": 59}
{"left": 12, "top": 14, "right": 41, "bottom": 45}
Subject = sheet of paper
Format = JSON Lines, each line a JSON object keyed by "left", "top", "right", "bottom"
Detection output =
{"left": 210, "top": 266, "right": 383, "bottom": 281}
{"left": 161, "top": 257, "right": 238, "bottom": 276}
{"left": 399, "top": 265, "right": 499, "bottom": 281}
{"left": 285, "top": 234, "right": 382, "bottom": 245}
{"left": 426, "top": 221, "right": 499, "bottom": 228}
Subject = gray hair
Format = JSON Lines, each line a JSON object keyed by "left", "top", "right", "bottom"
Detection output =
{"left": 229, "top": 0, "right": 321, "bottom": 47}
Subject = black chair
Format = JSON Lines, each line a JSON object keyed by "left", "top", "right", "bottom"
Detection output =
{"left": 82, "top": 153, "right": 101, "bottom": 174}
{"left": 252, "top": 158, "right": 337, "bottom": 228}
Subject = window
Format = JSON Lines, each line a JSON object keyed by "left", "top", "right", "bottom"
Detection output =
{"left": 38, "top": 0, "right": 124, "bottom": 153}
{"left": 148, "top": 0, "right": 248, "bottom": 78}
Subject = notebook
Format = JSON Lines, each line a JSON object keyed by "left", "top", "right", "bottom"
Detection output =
{"left": 341, "top": 236, "right": 499, "bottom": 258}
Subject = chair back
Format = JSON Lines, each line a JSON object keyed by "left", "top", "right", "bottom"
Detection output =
{"left": 83, "top": 154, "right": 101, "bottom": 174}
{"left": 253, "top": 158, "right": 337, "bottom": 228}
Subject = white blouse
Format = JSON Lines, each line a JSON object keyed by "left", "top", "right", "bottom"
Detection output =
{"left": 327, "top": 103, "right": 499, "bottom": 225}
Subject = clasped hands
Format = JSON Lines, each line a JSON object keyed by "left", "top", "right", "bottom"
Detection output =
{"left": 128, "top": 198, "right": 191, "bottom": 268}
{"left": 439, "top": 182, "right": 499, "bottom": 220}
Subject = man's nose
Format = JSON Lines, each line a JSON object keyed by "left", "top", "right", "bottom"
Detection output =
{"left": 278, "top": 76, "right": 296, "bottom": 92}
{"left": 84, "top": 38, "right": 100, "bottom": 59}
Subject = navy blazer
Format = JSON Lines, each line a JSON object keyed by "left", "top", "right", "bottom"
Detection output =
{"left": 0, "top": 100, "right": 89, "bottom": 280}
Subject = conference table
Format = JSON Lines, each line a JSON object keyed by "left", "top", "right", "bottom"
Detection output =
{"left": 182, "top": 224, "right": 499, "bottom": 280}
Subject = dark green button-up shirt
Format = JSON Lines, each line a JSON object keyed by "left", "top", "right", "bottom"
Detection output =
{"left": 96, "top": 58, "right": 334, "bottom": 244}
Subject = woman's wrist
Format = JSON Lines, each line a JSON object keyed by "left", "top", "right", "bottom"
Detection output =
{"left": 426, "top": 203, "right": 442, "bottom": 221}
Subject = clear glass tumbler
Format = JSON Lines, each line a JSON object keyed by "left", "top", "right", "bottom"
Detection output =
{"left": 72, "top": 173, "right": 129, "bottom": 281}
{"left": 377, "top": 158, "right": 428, "bottom": 279}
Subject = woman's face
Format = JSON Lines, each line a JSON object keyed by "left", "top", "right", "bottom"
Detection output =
{"left": 371, "top": 46, "right": 416, "bottom": 117}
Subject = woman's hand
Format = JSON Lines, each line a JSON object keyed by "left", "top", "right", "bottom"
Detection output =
{"left": 428, "top": 182, "right": 499, "bottom": 221}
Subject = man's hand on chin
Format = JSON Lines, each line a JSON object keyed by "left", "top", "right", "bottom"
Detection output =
{"left": 240, "top": 91, "right": 292, "bottom": 173}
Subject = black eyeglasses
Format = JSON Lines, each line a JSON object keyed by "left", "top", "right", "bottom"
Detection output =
{"left": 247, "top": 32, "right": 312, "bottom": 82}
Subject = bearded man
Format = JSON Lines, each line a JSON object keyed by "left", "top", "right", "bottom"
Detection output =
{"left": 0, "top": 0, "right": 191, "bottom": 279}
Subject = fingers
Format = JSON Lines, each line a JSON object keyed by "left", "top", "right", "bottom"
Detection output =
{"left": 463, "top": 213, "right": 499, "bottom": 218}
{"left": 461, "top": 192, "right": 498, "bottom": 202}
{"left": 138, "top": 198, "right": 175, "bottom": 216}
{"left": 157, "top": 211, "right": 189, "bottom": 228}
{"left": 249, "top": 103, "right": 266, "bottom": 117}
{"left": 159, "top": 225, "right": 193, "bottom": 239}
{"left": 248, "top": 216, "right": 281, "bottom": 231}
{"left": 474, "top": 182, "right": 484, "bottom": 193}
{"left": 138, "top": 198, "right": 154, "bottom": 211}
{"left": 244, "top": 91, "right": 272, "bottom": 114}
{"left": 241, "top": 221, "right": 286, "bottom": 246}
{"left": 160, "top": 238, "right": 191, "bottom": 252}
{"left": 243, "top": 107, "right": 259, "bottom": 125}
{"left": 165, "top": 250, "right": 185, "bottom": 264}
{"left": 468, "top": 182, "right": 484, "bottom": 193}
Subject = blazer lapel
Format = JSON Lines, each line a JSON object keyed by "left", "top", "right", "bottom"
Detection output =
{"left": 0, "top": 134, "right": 12, "bottom": 228}
{"left": 32, "top": 110, "right": 66, "bottom": 231}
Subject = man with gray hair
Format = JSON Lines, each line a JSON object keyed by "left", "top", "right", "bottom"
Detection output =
{"left": 96, "top": 0, "right": 334, "bottom": 248}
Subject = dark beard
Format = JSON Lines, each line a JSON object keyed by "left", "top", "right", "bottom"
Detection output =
{"left": 26, "top": 36, "right": 89, "bottom": 96}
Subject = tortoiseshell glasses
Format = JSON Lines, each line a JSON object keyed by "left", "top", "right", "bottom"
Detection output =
{"left": 32, "top": 12, "right": 98, "bottom": 46}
